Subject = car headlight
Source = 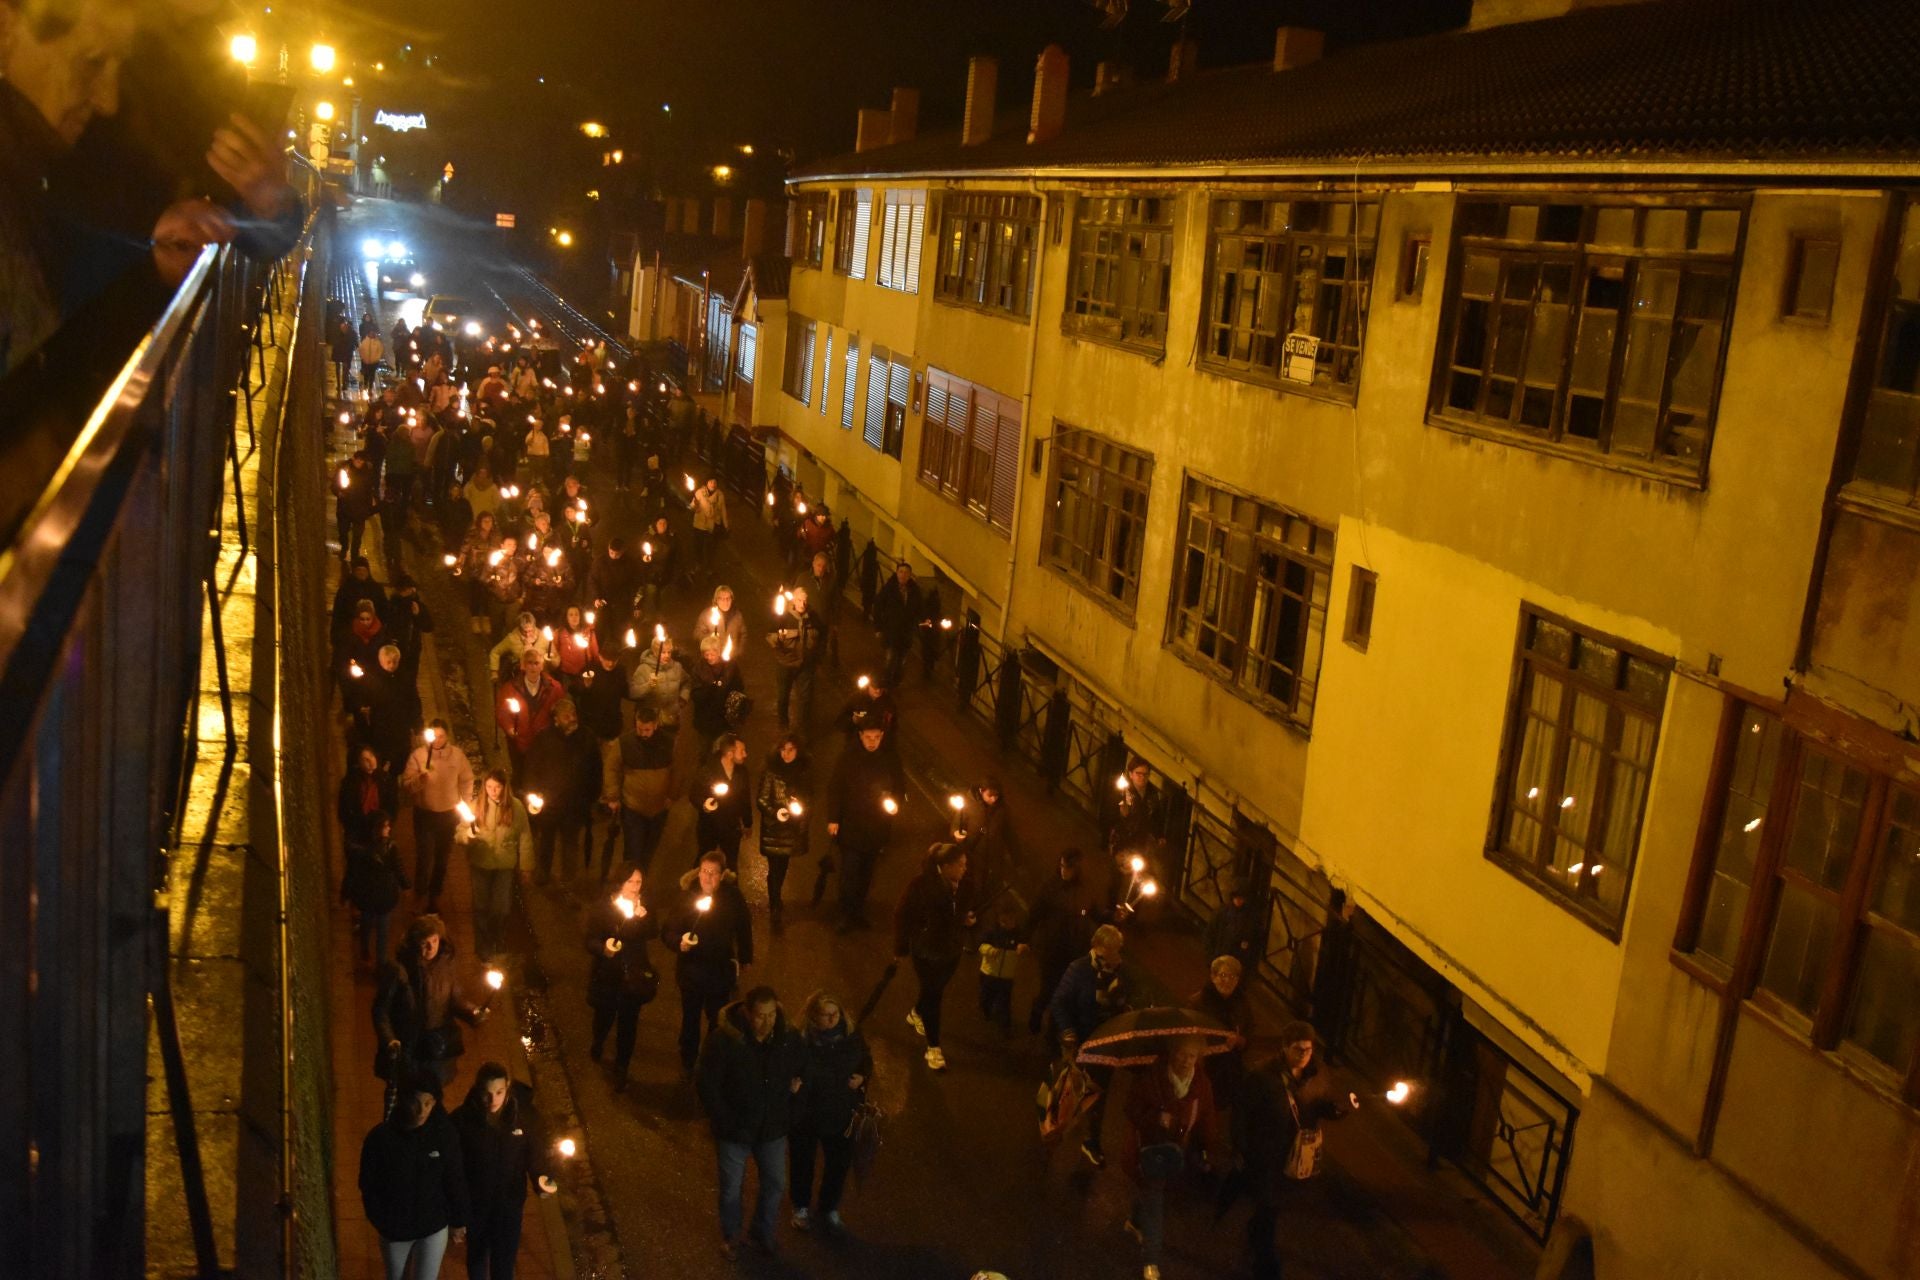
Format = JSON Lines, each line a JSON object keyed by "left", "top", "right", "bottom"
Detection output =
{"left": 431, "top": 321, "right": 444, "bottom": 331}
{"left": 360, "top": 237, "right": 384, "bottom": 259}
{"left": 409, "top": 272, "right": 426, "bottom": 288}
{"left": 386, "top": 240, "right": 407, "bottom": 259}
{"left": 464, "top": 321, "right": 483, "bottom": 337}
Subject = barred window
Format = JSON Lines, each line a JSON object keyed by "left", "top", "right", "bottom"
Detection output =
{"left": 936, "top": 192, "right": 1041, "bottom": 318}
{"left": 782, "top": 315, "right": 816, "bottom": 406}
{"left": 1437, "top": 199, "right": 1744, "bottom": 479}
{"left": 789, "top": 193, "right": 828, "bottom": 268}
{"left": 877, "top": 190, "right": 927, "bottom": 293}
{"left": 1491, "top": 608, "right": 1670, "bottom": 935}
{"left": 835, "top": 189, "right": 871, "bottom": 280}
{"left": 920, "top": 369, "right": 1020, "bottom": 532}
{"left": 1065, "top": 194, "right": 1175, "bottom": 352}
{"left": 1168, "top": 477, "right": 1334, "bottom": 730}
{"left": 1850, "top": 196, "right": 1920, "bottom": 506}
{"left": 1201, "top": 197, "right": 1378, "bottom": 397}
{"left": 1043, "top": 426, "right": 1153, "bottom": 612}
{"left": 1678, "top": 702, "right": 1920, "bottom": 1102}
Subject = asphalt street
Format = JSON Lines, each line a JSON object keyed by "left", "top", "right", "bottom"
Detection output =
{"left": 331, "top": 196, "right": 1522, "bottom": 1280}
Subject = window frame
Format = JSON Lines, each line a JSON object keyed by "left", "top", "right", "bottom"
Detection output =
{"left": 1842, "top": 192, "right": 1920, "bottom": 515}
{"left": 876, "top": 189, "right": 927, "bottom": 294}
{"left": 1041, "top": 424, "right": 1153, "bottom": 617}
{"left": 1163, "top": 473, "right": 1335, "bottom": 732}
{"left": 1486, "top": 605, "right": 1672, "bottom": 938}
{"left": 1063, "top": 193, "right": 1177, "bottom": 355}
{"left": 1673, "top": 694, "right": 1920, "bottom": 1105}
{"left": 835, "top": 188, "right": 872, "bottom": 280}
{"left": 781, "top": 315, "right": 817, "bottom": 407}
{"left": 935, "top": 191, "right": 1042, "bottom": 320}
{"left": 1196, "top": 195, "right": 1380, "bottom": 402}
{"left": 790, "top": 193, "right": 828, "bottom": 269}
{"left": 1429, "top": 194, "right": 1748, "bottom": 486}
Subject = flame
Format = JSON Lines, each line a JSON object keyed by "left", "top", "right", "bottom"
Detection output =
{"left": 1386, "top": 1081, "right": 1411, "bottom": 1105}
{"left": 695, "top": 895, "right": 713, "bottom": 913}
{"left": 526, "top": 793, "right": 545, "bottom": 813}
{"left": 546, "top": 548, "right": 562, "bottom": 567}
{"left": 584, "top": 610, "right": 596, "bottom": 625}
{"left": 766, "top": 492, "right": 775, "bottom": 507}
{"left": 423, "top": 727, "right": 437, "bottom": 743}
{"left": 708, "top": 607, "right": 721, "bottom": 627}
{"left": 614, "top": 895, "right": 635, "bottom": 919}
{"left": 796, "top": 501, "right": 808, "bottom": 515}
{"left": 485, "top": 968, "right": 505, "bottom": 990}
{"left": 506, "top": 696, "right": 521, "bottom": 714}
{"left": 684, "top": 474, "right": 696, "bottom": 491}
{"left": 574, "top": 632, "right": 589, "bottom": 650}
{"left": 1116, "top": 775, "right": 1129, "bottom": 791}
{"left": 713, "top": 782, "right": 729, "bottom": 797}
{"left": 786, "top": 798, "right": 803, "bottom": 816}
{"left": 348, "top": 661, "right": 364, "bottom": 678}
{"left": 720, "top": 637, "right": 734, "bottom": 661}
{"left": 337, "top": 468, "right": 350, "bottom": 489}
{"left": 653, "top": 624, "right": 667, "bottom": 644}
{"left": 1129, "top": 855, "right": 1146, "bottom": 874}
{"left": 442, "top": 553, "right": 457, "bottom": 567}
{"left": 881, "top": 796, "right": 899, "bottom": 815}
{"left": 623, "top": 628, "right": 638, "bottom": 649}
{"left": 542, "top": 626, "right": 555, "bottom": 642}
{"left": 558, "top": 1137, "right": 577, "bottom": 1158}
{"left": 856, "top": 675, "right": 871, "bottom": 690}
{"left": 641, "top": 541, "right": 653, "bottom": 557}
{"left": 948, "top": 794, "right": 966, "bottom": 811}
{"left": 456, "top": 801, "right": 476, "bottom": 824}
{"left": 773, "top": 594, "right": 786, "bottom": 616}
{"left": 488, "top": 551, "right": 505, "bottom": 566}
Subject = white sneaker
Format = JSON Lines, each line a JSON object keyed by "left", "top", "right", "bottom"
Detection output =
{"left": 906, "top": 1010, "right": 925, "bottom": 1038}
{"left": 823, "top": 1210, "right": 844, "bottom": 1231}
{"left": 791, "top": 1207, "right": 811, "bottom": 1231}
{"left": 924, "top": 1046, "right": 946, "bottom": 1071}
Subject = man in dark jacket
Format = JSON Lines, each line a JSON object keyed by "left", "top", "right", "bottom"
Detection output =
{"left": 1202, "top": 873, "right": 1262, "bottom": 968}
{"left": 1025, "top": 848, "right": 1098, "bottom": 1034}
{"left": 337, "top": 451, "right": 379, "bottom": 562}
{"left": 766, "top": 588, "right": 824, "bottom": 731}
{"left": 893, "top": 844, "right": 977, "bottom": 1072}
{"left": 606, "top": 709, "right": 677, "bottom": 878}
{"left": 522, "top": 699, "right": 602, "bottom": 884}
{"left": 826, "top": 725, "right": 906, "bottom": 933}
{"left": 669, "top": 850, "right": 755, "bottom": 1073}
{"left": 871, "top": 561, "right": 924, "bottom": 688}
{"left": 331, "top": 556, "right": 389, "bottom": 648}
{"left": 450, "top": 1067, "right": 556, "bottom": 1279}
{"left": 695, "top": 986, "right": 805, "bottom": 1259}
{"left": 372, "top": 914, "right": 488, "bottom": 1087}
{"left": 588, "top": 535, "right": 639, "bottom": 621}
{"left": 689, "top": 733, "right": 753, "bottom": 871}
{"left": 1049, "top": 924, "right": 1131, "bottom": 1167}
{"left": 359, "top": 1076, "right": 470, "bottom": 1274}
{"left": 1233, "top": 1022, "right": 1358, "bottom": 1280}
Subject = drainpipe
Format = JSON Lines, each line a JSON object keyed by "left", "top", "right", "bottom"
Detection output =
{"left": 998, "top": 179, "right": 1048, "bottom": 646}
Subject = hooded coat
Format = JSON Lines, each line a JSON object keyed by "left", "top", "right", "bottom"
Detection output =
{"left": 371, "top": 936, "right": 482, "bottom": 1076}
{"left": 668, "top": 867, "right": 753, "bottom": 996}
{"left": 754, "top": 748, "right": 813, "bottom": 861}
{"left": 695, "top": 999, "right": 806, "bottom": 1145}
{"left": 450, "top": 1082, "right": 552, "bottom": 1222}
{"left": 359, "top": 1107, "right": 470, "bottom": 1242}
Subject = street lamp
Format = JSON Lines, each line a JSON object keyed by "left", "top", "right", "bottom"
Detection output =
{"left": 315, "top": 101, "right": 335, "bottom": 122}
{"left": 229, "top": 33, "right": 258, "bottom": 66}
{"left": 609, "top": 149, "right": 624, "bottom": 164}
{"left": 555, "top": 230, "right": 575, "bottom": 247}
{"left": 579, "top": 121, "right": 609, "bottom": 138}
{"left": 711, "top": 164, "right": 734, "bottom": 182}
{"left": 309, "top": 43, "right": 336, "bottom": 74}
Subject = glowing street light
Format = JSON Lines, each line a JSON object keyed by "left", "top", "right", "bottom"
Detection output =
{"left": 229, "top": 33, "right": 258, "bottom": 66}
{"left": 554, "top": 230, "right": 575, "bottom": 247}
{"left": 711, "top": 164, "right": 734, "bottom": 181}
{"left": 315, "top": 101, "right": 336, "bottom": 122}
{"left": 580, "top": 121, "right": 609, "bottom": 138}
{"left": 309, "top": 43, "right": 337, "bottom": 74}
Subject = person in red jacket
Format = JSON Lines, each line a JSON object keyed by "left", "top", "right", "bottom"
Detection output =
{"left": 1125, "top": 1036, "right": 1216, "bottom": 1280}
{"left": 496, "top": 647, "right": 565, "bottom": 781}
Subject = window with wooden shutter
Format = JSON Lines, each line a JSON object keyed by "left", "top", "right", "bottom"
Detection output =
{"left": 818, "top": 330, "right": 833, "bottom": 416}
{"left": 843, "top": 190, "right": 871, "bottom": 281}
{"left": 916, "top": 367, "right": 1022, "bottom": 536}
{"left": 905, "top": 199, "right": 926, "bottom": 292}
{"left": 921, "top": 372, "right": 951, "bottom": 483}
{"left": 884, "top": 359, "right": 911, "bottom": 458}
{"left": 842, "top": 339, "right": 860, "bottom": 431}
{"left": 863, "top": 347, "right": 888, "bottom": 450}
{"left": 878, "top": 190, "right": 927, "bottom": 293}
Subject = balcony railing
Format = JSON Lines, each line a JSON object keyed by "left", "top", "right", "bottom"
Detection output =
{"left": 0, "top": 182, "right": 312, "bottom": 1273}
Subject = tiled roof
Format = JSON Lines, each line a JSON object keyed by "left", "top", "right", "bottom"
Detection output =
{"left": 793, "top": 0, "right": 1920, "bottom": 180}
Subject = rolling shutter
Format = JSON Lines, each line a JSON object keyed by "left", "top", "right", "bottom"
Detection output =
{"left": 841, "top": 339, "right": 859, "bottom": 430}
{"left": 905, "top": 199, "right": 927, "bottom": 292}
{"left": 849, "top": 190, "right": 872, "bottom": 281}
{"left": 989, "top": 395, "right": 1021, "bottom": 533}
{"left": 818, "top": 330, "right": 832, "bottom": 415}
{"left": 863, "top": 348, "right": 888, "bottom": 450}
{"left": 921, "top": 371, "right": 950, "bottom": 483}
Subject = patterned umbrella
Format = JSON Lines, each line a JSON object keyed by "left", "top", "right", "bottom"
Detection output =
{"left": 1075, "top": 1004, "right": 1236, "bottom": 1067}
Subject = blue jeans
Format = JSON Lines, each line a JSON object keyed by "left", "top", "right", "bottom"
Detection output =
{"left": 716, "top": 1136, "right": 788, "bottom": 1244}
{"left": 1132, "top": 1174, "right": 1168, "bottom": 1266}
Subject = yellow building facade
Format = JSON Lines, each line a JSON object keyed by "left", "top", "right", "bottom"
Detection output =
{"left": 754, "top": 1, "right": 1920, "bottom": 1272}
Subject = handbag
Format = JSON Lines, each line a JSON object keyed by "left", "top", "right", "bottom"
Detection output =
{"left": 1283, "top": 1088, "right": 1323, "bottom": 1180}
{"left": 626, "top": 963, "right": 660, "bottom": 1006}
{"left": 846, "top": 1100, "right": 884, "bottom": 1186}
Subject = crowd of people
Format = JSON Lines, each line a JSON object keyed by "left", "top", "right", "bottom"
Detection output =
{"left": 334, "top": 298, "right": 1360, "bottom": 1280}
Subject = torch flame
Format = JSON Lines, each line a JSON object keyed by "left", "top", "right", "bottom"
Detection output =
{"left": 881, "top": 796, "right": 899, "bottom": 815}
{"left": 695, "top": 895, "right": 713, "bottom": 913}
{"left": 456, "top": 801, "right": 476, "bottom": 824}
{"left": 485, "top": 968, "right": 505, "bottom": 990}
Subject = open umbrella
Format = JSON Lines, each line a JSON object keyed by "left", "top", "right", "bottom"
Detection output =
{"left": 1075, "top": 1004, "right": 1236, "bottom": 1067}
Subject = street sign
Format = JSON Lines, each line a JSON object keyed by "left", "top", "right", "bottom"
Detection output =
{"left": 443, "top": 162, "right": 455, "bottom": 182}
{"left": 1282, "top": 332, "right": 1320, "bottom": 383}
{"left": 495, "top": 213, "right": 517, "bottom": 229}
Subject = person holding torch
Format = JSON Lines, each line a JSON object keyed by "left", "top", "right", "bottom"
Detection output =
{"left": 455, "top": 770, "right": 531, "bottom": 959}
{"left": 826, "top": 721, "right": 907, "bottom": 934}
{"left": 583, "top": 864, "right": 660, "bottom": 1089}
{"left": 754, "top": 735, "right": 813, "bottom": 931}
{"left": 1231, "top": 1020, "right": 1361, "bottom": 1280}
{"left": 670, "top": 850, "right": 754, "bottom": 1075}
{"left": 689, "top": 733, "right": 753, "bottom": 872}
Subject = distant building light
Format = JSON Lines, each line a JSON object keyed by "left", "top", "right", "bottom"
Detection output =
{"left": 711, "top": 164, "right": 733, "bottom": 181}
{"left": 229, "top": 33, "right": 258, "bottom": 66}
{"left": 309, "top": 43, "right": 336, "bottom": 74}
{"left": 315, "top": 101, "right": 336, "bottom": 121}
{"left": 580, "top": 121, "right": 609, "bottom": 138}
{"left": 737, "top": 143, "right": 754, "bottom": 156}
{"left": 586, "top": 190, "right": 601, "bottom": 200}
{"left": 555, "top": 230, "right": 575, "bottom": 247}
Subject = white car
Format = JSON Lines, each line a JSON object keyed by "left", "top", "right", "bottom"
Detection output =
{"left": 422, "top": 295, "right": 486, "bottom": 339}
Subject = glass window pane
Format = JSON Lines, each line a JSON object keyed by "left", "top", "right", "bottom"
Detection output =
{"left": 1697, "top": 708, "right": 1785, "bottom": 967}
{"left": 1758, "top": 883, "right": 1839, "bottom": 1020}
{"left": 1843, "top": 928, "right": 1920, "bottom": 1074}
{"left": 1784, "top": 750, "right": 1870, "bottom": 891}
{"left": 1550, "top": 691, "right": 1609, "bottom": 875}
{"left": 1868, "top": 786, "right": 1920, "bottom": 931}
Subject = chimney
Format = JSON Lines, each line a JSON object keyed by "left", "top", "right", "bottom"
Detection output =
{"left": 742, "top": 198, "right": 768, "bottom": 258}
{"left": 1272, "top": 26, "right": 1325, "bottom": 71}
{"left": 1167, "top": 38, "right": 1198, "bottom": 84}
{"left": 855, "top": 107, "right": 892, "bottom": 153}
{"left": 890, "top": 87, "right": 920, "bottom": 145}
{"left": 962, "top": 55, "right": 998, "bottom": 146}
{"left": 711, "top": 197, "right": 733, "bottom": 240}
{"left": 1028, "top": 45, "right": 1068, "bottom": 145}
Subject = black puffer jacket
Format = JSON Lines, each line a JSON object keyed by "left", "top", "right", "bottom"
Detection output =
{"left": 359, "top": 1108, "right": 469, "bottom": 1241}
{"left": 754, "top": 748, "right": 813, "bottom": 860}
{"left": 667, "top": 868, "right": 754, "bottom": 996}
{"left": 828, "top": 739, "right": 906, "bottom": 851}
{"left": 695, "top": 999, "right": 806, "bottom": 1145}
{"left": 794, "top": 1009, "right": 873, "bottom": 1137}
{"left": 450, "top": 1084, "right": 550, "bottom": 1221}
